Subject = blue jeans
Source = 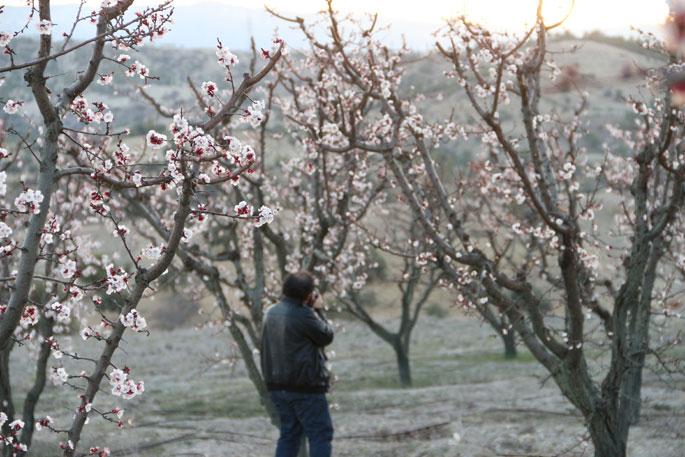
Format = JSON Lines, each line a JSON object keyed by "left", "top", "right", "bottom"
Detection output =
{"left": 270, "top": 390, "right": 333, "bottom": 457}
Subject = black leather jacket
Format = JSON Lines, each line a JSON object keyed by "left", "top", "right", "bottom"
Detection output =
{"left": 260, "top": 297, "right": 335, "bottom": 393}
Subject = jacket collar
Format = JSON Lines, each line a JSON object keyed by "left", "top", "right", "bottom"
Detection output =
{"left": 282, "top": 296, "right": 305, "bottom": 307}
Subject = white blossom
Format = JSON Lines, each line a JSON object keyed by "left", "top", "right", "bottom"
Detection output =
{"left": 146, "top": 130, "right": 167, "bottom": 149}
{"left": 3, "top": 99, "right": 22, "bottom": 114}
{"left": 50, "top": 367, "right": 69, "bottom": 385}
{"left": 105, "top": 264, "right": 128, "bottom": 295}
{"left": 36, "top": 19, "right": 53, "bottom": 35}
{"left": 216, "top": 46, "right": 239, "bottom": 66}
{"left": 234, "top": 201, "right": 253, "bottom": 217}
{"left": 0, "top": 32, "right": 11, "bottom": 47}
{"left": 242, "top": 100, "right": 265, "bottom": 127}
{"left": 59, "top": 257, "right": 77, "bottom": 279}
{"left": 141, "top": 245, "right": 162, "bottom": 259}
{"left": 109, "top": 368, "right": 145, "bottom": 400}
{"left": 15, "top": 189, "right": 44, "bottom": 214}
{"left": 0, "top": 222, "right": 11, "bottom": 239}
{"left": 132, "top": 171, "right": 143, "bottom": 187}
{"left": 46, "top": 301, "right": 71, "bottom": 324}
{"left": 255, "top": 206, "right": 275, "bottom": 227}
{"left": 97, "top": 73, "right": 114, "bottom": 86}
{"left": 120, "top": 309, "right": 147, "bottom": 332}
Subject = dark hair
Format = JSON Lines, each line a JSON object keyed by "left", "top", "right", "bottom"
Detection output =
{"left": 283, "top": 271, "right": 315, "bottom": 302}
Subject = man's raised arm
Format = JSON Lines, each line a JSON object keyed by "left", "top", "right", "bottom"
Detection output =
{"left": 302, "top": 305, "right": 334, "bottom": 347}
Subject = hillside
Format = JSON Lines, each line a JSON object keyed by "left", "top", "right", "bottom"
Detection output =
{"left": 1, "top": 35, "right": 664, "bottom": 138}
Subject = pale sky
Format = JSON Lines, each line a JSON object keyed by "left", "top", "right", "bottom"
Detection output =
{"left": 260, "top": 0, "right": 670, "bottom": 32}
{"left": 1, "top": 0, "right": 672, "bottom": 37}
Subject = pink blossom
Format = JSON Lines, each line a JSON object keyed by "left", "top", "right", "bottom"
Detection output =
{"left": 146, "top": 130, "right": 167, "bottom": 149}
{"left": 35, "top": 416, "right": 54, "bottom": 431}
{"left": 201, "top": 81, "right": 218, "bottom": 97}
{"left": 234, "top": 201, "right": 253, "bottom": 217}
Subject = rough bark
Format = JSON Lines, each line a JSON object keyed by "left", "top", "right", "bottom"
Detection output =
{"left": 588, "top": 410, "right": 628, "bottom": 457}
{"left": 18, "top": 316, "right": 54, "bottom": 452}
{"left": 393, "top": 340, "right": 412, "bottom": 387}
{"left": 0, "top": 126, "right": 59, "bottom": 350}
{"left": 0, "top": 344, "right": 16, "bottom": 446}
{"left": 501, "top": 330, "right": 517, "bottom": 360}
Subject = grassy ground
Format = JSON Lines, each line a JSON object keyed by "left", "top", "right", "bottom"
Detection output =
{"left": 10, "top": 314, "right": 685, "bottom": 457}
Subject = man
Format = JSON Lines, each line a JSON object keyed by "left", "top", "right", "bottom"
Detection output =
{"left": 261, "top": 271, "right": 335, "bottom": 457}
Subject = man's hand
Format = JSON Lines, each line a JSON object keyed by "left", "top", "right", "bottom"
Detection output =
{"left": 308, "top": 291, "right": 324, "bottom": 310}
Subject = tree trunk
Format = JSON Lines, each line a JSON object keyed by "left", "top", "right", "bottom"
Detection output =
{"left": 19, "top": 317, "right": 54, "bottom": 453}
{"left": 0, "top": 345, "right": 15, "bottom": 421}
{"left": 501, "top": 330, "right": 517, "bottom": 359}
{"left": 0, "top": 126, "right": 59, "bottom": 350}
{"left": 477, "top": 305, "right": 518, "bottom": 360}
{"left": 621, "top": 364, "right": 644, "bottom": 426}
{"left": 393, "top": 341, "right": 412, "bottom": 387}
{"left": 588, "top": 410, "right": 628, "bottom": 457}
{"left": 0, "top": 345, "right": 15, "bottom": 457}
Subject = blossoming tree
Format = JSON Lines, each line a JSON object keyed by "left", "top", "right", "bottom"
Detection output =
{"left": 339, "top": 215, "right": 440, "bottom": 387}
{"left": 137, "top": 37, "right": 389, "bottom": 423}
{"left": 278, "top": 1, "right": 685, "bottom": 456}
{"left": 129, "top": 39, "right": 288, "bottom": 422}
{"left": 0, "top": 2, "right": 279, "bottom": 455}
{"left": 267, "top": 0, "right": 525, "bottom": 362}
{"left": 0, "top": 165, "right": 104, "bottom": 456}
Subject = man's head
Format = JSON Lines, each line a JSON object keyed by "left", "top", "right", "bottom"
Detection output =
{"left": 283, "top": 271, "right": 316, "bottom": 303}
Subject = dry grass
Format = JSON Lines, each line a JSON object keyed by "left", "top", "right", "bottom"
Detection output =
{"left": 11, "top": 314, "right": 684, "bottom": 457}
